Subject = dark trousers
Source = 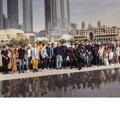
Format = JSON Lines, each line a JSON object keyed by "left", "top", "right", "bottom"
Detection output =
{"left": 69, "top": 56, "right": 78, "bottom": 69}
{"left": 39, "top": 55, "right": 42, "bottom": 69}
{"left": 47, "top": 57, "right": 51, "bottom": 68}
{"left": 77, "top": 58, "right": 82, "bottom": 70}
{"left": 51, "top": 56, "right": 55, "bottom": 68}
{"left": 42, "top": 58, "right": 47, "bottom": 69}
{"left": 19, "top": 59, "right": 24, "bottom": 73}
{"left": 2, "top": 60, "right": 8, "bottom": 74}
{"left": 93, "top": 55, "right": 99, "bottom": 65}
{"left": 62, "top": 56, "right": 67, "bottom": 68}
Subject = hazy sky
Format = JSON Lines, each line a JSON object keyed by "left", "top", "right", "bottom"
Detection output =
{"left": 3, "top": 0, "right": 120, "bottom": 32}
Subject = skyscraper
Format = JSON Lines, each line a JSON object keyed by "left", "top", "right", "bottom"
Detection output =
{"left": 61, "top": 0, "right": 70, "bottom": 28}
{"left": 3, "top": 14, "right": 9, "bottom": 29}
{"left": 0, "top": 0, "right": 3, "bottom": 29}
{"left": 7, "top": 0, "right": 19, "bottom": 29}
{"left": 23, "top": 0, "right": 33, "bottom": 33}
{"left": 44, "top": 0, "right": 70, "bottom": 39}
{"left": 71, "top": 23, "right": 77, "bottom": 30}
{"left": 44, "top": 0, "right": 51, "bottom": 34}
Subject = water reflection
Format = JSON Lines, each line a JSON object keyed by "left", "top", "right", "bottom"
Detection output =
{"left": 1, "top": 68, "right": 120, "bottom": 97}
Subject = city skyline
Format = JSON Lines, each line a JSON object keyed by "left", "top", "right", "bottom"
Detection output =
{"left": 2, "top": 0, "right": 120, "bottom": 32}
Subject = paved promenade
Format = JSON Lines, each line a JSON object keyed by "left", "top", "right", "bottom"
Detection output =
{"left": 0, "top": 64, "right": 120, "bottom": 81}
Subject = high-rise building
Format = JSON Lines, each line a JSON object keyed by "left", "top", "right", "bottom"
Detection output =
{"left": 3, "top": 14, "right": 9, "bottom": 29}
{"left": 7, "top": 0, "right": 19, "bottom": 29}
{"left": 44, "top": 0, "right": 70, "bottom": 39}
{"left": 0, "top": 0, "right": 3, "bottom": 29}
{"left": 23, "top": 0, "right": 33, "bottom": 33}
{"left": 61, "top": 0, "right": 70, "bottom": 28}
{"left": 44, "top": 0, "right": 51, "bottom": 34}
{"left": 71, "top": 23, "right": 77, "bottom": 29}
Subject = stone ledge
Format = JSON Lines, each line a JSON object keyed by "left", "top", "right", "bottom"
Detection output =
{"left": 0, "top": 65, "right": 120, "bottom": 81}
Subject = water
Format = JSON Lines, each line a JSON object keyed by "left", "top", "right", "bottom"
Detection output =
{"left": 0, "top": 68, "right": 120, "bottom": 97}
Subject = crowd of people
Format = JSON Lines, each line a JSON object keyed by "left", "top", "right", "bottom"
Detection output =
{"left": 1, "top": 40, "right": 120, "bottom": 74}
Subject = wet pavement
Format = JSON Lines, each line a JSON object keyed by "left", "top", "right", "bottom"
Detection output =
{"left": 0, "top": 68, "right": 120, "bottom": 97}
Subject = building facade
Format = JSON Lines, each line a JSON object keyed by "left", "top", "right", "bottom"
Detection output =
{"left": 44, "top": 0, "right": 70, "bottom": 40}
{"left": 7, "top": 0, "right": 19, "bottom": 29}
{"left": 3, "top": 14, "right": 9, "bottom": 29}
{"left": 0, "top": 29, "right": 36, "bottom": 44}
{"left": 23, "top": 0, "right": 33, "bottom": 33}
{"left": 0, "top": 0, "right": 3, "bottom": 29}
{"left": 69, "top": 26, "right": 119, "bottom": 41}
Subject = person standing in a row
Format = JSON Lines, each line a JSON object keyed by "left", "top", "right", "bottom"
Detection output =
{"left": 32, "top": 43, "right": 39, "bottom": 72}
{"left": 61, "top": 43, "right": 68, "bottom": 69}
{"left": 54, "top": 42, "right": 62, "bottom": 70}
{"left": 41, "top": 44, "right": 48, "bottom": 70}
{"left": 18, "top": 46, "right": 25, "bottom": 74}
{"left": 1, "top": 46, "right": 10, "bottom": 74}
{"left": 26, "top": 44, "right": 32, "bottom": 73}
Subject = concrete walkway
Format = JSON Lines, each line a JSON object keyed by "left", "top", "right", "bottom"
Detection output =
{"left": 0, "top": 64, "right": 120, "bottom": 81}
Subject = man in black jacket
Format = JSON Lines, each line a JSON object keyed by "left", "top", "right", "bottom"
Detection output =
{"left": 61, "top": 44, "right": 68, "bottom": 68}
{"left": 18, "top": 46, "right": 25, "bottom": 74}
{"left": 68, "top": 43, "right": 75, "bottom": 69}
{"left": 1, "top": 46, "right": 10, "bottom": 74}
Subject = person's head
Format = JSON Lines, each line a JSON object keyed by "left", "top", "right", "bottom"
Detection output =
{"left": 42, "top": 43, "right": 45, "bottom": 47}
{"left": 94, "top": 40, "right": 97, "bottom": 44}
{"left": 39, "top": 41, "right": 42, "bottom": 45}
{"left": 3, "top": 45, "right": 6, "bottom": 50}
{"left": 75, "top": 44, "right": 79, "bottom": 48}
{"left": 51, "top": 43, "right": 54, "bottom": 47}
{"left": 34, "top": 43, "right": 37, "bottom": 48}
{"left": 47, "top": 43, "right": 50, "bottom": 48}
{"left": 21, "top": 46, "right": 25, "bottom": 49}
{"left": 28, "top": 44, "right": 32, "bottom": 49}
{"left": 5, "top": 45, "right": 8, "bottom": 50}
{"left": 57, "top": 42, "right": 60, "bottom": 47}
{"left": 75, "top": 40, "right": 79, "bottom": 44}
{"left": 110, "top": 40, "right": 113, "bottom": 44}
{"left": 14, "top": 47, "right": 18, "bottom": 51}
{"left": 88, "top": 41, "right": 91, "bottom": 46}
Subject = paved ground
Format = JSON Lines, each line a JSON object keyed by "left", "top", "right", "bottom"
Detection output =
{"left": 0, "top": 64, "right": 120, "bottom": 81}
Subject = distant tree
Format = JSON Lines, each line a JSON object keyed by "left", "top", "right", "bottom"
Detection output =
{"left": 18, "top": 38, "right": 29, "bottom": 46}
{"left": 42, "top": 40, "right": 48, "bottom": 45}
{"left": 59, "top": 39, "right": 66, "bottom": 44}
{"left": 68, "top": 38, "right": 75, "bottom": 44}
{"left": 9, "top": 38, "right": 19, "bottom": 47}
{"left": 1, "top": 40, "right": 4, "bottom": 43}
